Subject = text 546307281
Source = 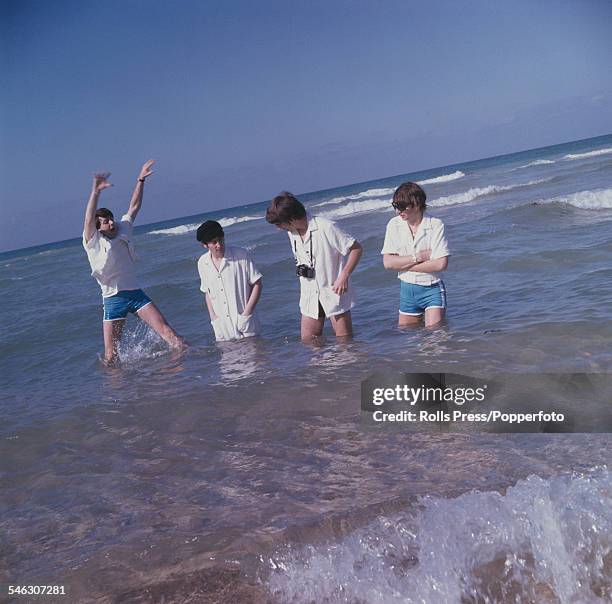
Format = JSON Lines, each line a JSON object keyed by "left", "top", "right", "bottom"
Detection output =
{"left": 8, "top": 585, "right": 66, "bottom": 596}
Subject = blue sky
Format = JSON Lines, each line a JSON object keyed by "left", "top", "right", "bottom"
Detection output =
{"left": 2, "top": 0, "right": 611, "bottom": 251}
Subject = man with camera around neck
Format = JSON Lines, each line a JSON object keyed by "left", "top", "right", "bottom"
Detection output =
{"left": 266, "top": 192, "right": 362, "bottom": 342}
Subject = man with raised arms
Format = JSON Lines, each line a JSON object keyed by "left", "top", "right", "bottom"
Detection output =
{"left": 382, "top": 182, "right": 450, "bottom": 327}
{"left": 266, "top": 192, "right": 362, "bottom": 342}
{"left": 82, "top": 160, "right": 185, "bottom": 364}
{"left": 196, "top": 220, "right": 263, "bottom": 341}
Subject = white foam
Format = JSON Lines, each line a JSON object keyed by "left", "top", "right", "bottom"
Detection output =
{"left": 313, "top": 188, "right": 396, "bottom": 208}
{"left": 547, "top": 187, "right": 612, "bottom": 210}
{"left": 513, "top": 159, "right": 556, "bottom": 170}
{"left": 313, "top": 173, "right": 465, "bottom": 209}
{"left": 418, "top": 170, "right": 465, "bottom": 184}
{"left": 429, "top": 178, "right": 550, "bottom": 207}
{"left": 563, "top": 147, "right": 612, "bottom": 160}
{"left": 117, "top": 323, "right": 166, "bottom": 364}
{"left": 148, "top": 215, "right": 262, "bottom": 236}
{"left": 268, "top": 469, "right": 611, "bottom": 604}
{"left": 317, "top": 198, "right": 390, "bottom": 220}
{"left": 218, "top": 215, "right": 262, "bottom": 228}
{"left": 148, "top": 223, "right": 199, "bottom": 235}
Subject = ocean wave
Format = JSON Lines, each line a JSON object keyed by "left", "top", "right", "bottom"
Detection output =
{"left": 148, "top": 215, "right": 262, "bottom": 236}
{"left": 312, "top": 172, "right": 466, "bottom": 209}
{"left": 268, "top": 468, "right": 611, "bottom": 603}
{"left": 429, "top": 178, "right": 550, "bottom": 207}
{"left": 218, "top": 215, "right": 263, "bottom": 228}
{"left": 513, "top": 159, "right": 556, "bottom": 170}
{"left": 317, "top": 198, "right": 390, "bottom": 219}
{"left": 313, "top": 188, "right": 396, "bottom": 208}
{"left": 418, "top": 170, "right": 465, "bottom": 184}
{"left": 148, "top": 223, "right": 200, "bottom": 235}
{"left": 563, "top": 147, "right": 612, "bottom": 160}
{"left": 546, "top": 187, "right": 612, "bottom": 210}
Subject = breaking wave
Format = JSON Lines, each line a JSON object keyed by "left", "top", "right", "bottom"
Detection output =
{"left": 312, "top": 172, "right": 465, "bottom": 209}
{"left": 268, "top": 468, "right": 611, "bottom": 604}
{"left": 543, "top": 187, "right": 612, "bottom": 210}
{"left": 564, "top": 148, "right": 612, "bottom": 161}
{"left": 418, "top": 170, "right": 465, "bottom": 184}
{"left": 148, "top": 215, "right": 262, "bottom": 236}
{"left": 317, "top": 198, "right": 390, "bottom": 220}
{"left": 313, "top": 188, "right": 395, "bottom": 208}
{"left": 429, "top": 178, "right": 551, "bottom": 207}
{"left": 148, "top": 223, "right": 199, "bottom": 235}
{"left": 512, "top": 159, "right": 556, "bottom": 170}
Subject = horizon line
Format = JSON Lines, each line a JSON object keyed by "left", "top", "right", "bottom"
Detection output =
{"left": 2, "top": 132, "right": 610, "bottom": 257}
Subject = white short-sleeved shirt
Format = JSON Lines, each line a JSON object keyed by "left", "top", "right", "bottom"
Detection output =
{"left": 198, "top": 245, "right": 263, "bottom": 341}
{"left": 287, "top": 216, "right": 356, "bottom": 319}
{"left": 82, "top": 214, "right": 139, "bottom": 298}
{"left": 381, "top": 215, "right": 450, "bottom": 285}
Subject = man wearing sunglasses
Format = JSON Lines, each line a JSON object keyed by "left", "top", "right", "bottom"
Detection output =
{"left": 381, "top": 182, "right": 449, "bottom": 327}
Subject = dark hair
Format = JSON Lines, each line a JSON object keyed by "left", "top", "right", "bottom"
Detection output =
{"left": 265, "top": 192, "right": 306, "bottom": 225}
{"left": 95, "top": 208, "right": 114, "bottom": 229}
{"left": 392, "top": 182, "right": 427, "bottom": 212}
{"left": 196, "top": 220, "right": 224, "bottom": 243}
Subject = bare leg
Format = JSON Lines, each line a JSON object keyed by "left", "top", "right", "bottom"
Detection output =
{"left": 398, "top": 313, "right": 422, "bottom": 327}
{"left": 424, "top": 307, "right": 445, "bottom": 328}
{"left": 329, "top": 310, "right": 353, "bottom": 340}
{"left": 301, "top": 314, "right": 325, "bottom": 344}
{"left": 137, "top": 303, "right": 186, "bottom": 349}
{"left": 103, "top": 319, "right": 125, "bottom": 364}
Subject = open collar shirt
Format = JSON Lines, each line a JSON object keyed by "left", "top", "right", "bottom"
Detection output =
{"left": 381, "top": 214, "right": 450, "bottom": 285}
{"left": 82, "top": 214, "right": 139, "bottom": 298}
{"left": 198, "top": 245, "right": 262, "bottom": 341}
{"left": 287, "top": 215, "right": 356, "bottom": 319}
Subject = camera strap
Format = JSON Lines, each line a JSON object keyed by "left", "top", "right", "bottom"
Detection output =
{"left": 293, "top": 237, "right": 314, "bottom": 268}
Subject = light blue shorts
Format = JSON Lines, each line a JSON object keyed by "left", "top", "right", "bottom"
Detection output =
{"left": 103, "top": 289, "right": 152, "bottom": 321}
{"left": 399, "top": 281, "right": 446, "bottom": 316}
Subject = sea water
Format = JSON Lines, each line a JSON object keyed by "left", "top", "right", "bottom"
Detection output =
{"left": 1, "top": 135, "right": 611, "bottom": 601}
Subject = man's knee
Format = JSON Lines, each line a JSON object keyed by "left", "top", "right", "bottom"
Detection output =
{"left": 330, "top": 312, "right": 353, "bottom": 337}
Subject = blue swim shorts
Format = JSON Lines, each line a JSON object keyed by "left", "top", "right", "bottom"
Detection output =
{"left": 103, "top": 289, "right": 152, "bottom": 321}
{"left": 399, "top": 281, "right": 446, "bottom": 316}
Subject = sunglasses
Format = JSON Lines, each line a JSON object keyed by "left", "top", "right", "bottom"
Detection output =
{"left": 391, "top": 201, "right": 415, "bottom": 211}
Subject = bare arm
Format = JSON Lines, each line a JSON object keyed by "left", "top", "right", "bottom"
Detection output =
{"left": 127, "top": 159, "right": 155, "bottom": 220}
{"left": 332, "top": 241, "right": 363, "bottom": 295}
{"left": 383, "top": 251, "right": 448, "bottom": 273}
{"left": 242, "top": 279, "right": 262, "bottom": 316}
{"left": 204, "top": 293, "right": 218, "bottom": 321}
{"left": 410, "top": 256, "right": 448, "bottom": 273}
{"left": 83, "top": 172, "right": 112, "bottom": 242}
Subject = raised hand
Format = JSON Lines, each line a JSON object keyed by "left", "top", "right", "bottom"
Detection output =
{"left": 93, "top": 172, "right": 112, "bottom": 193}
{"left": 138, "top": 159, "right": 155, "bottom": 181}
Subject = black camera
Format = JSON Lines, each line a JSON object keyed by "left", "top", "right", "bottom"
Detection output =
{"left": 296, "top": 264, "right": 315, "bottom": 279}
